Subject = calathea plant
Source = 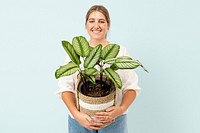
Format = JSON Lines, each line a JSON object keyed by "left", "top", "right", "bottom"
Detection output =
{"left": 55, "top": 36, "right": 147, "bottom": 93}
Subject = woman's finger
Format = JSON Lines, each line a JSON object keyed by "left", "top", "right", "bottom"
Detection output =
{"left": 95, "top": 112, "right": 109, "bottom": 116}
{"left": 89, "top": 121, "right": 103, "bottom": 130}
{"left": 105, "top": 106, "right": 116, "bottom": 112}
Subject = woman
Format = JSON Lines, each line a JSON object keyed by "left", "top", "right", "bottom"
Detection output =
{"left": 57, "top": 5, "right": 141, "bottom": 133}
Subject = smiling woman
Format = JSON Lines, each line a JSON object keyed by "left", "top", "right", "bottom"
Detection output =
{"left": 85, "top": 5, "right": 110, "bottom": 47}
{"left": 57, "top": 5, "right": 143, "bottom": 133}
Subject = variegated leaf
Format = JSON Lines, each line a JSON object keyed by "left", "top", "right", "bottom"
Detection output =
{"left": 55, "top": 61, "right": 79, "bottom": 79}
{"left": 114, "top": 61, "right": 140, "bottom": 69}
{"left": 116, "top": 56, "right": 133, "bottom": 61}
{"left": 115, "top": 59, "right": 148, "bottom": 72}
{"left": 62, "top": 41, "right": 81, "bottom": 65}
{"left": 84, "top": 68, "right": 99, "bottom": 76}
{"left": 104, "top": 58, "right": 117, "bottom": 64}
{"left": 134, "top": 60, "right": 149, "bottom": 73}
{"left": 110, "top": 63, "right": 119, "bottom": 71}
{"left": 104, "top": 68, "right": 122, "bottom": 89}
{"left": 72, "top": 36, "right": 90, "bottom": 57}
{"left": 85, "top": 75, "right": 96, "bottom": 84}
{"left": 84, "top": 44, "right": 102, "bottom": 68}
{"left": 101, "top": 44, "right": 120, "bottom": 60}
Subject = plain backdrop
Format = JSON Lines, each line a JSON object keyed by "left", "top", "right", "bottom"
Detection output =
{"left": 0, "top": 0, "right": 200, "bottom": 133}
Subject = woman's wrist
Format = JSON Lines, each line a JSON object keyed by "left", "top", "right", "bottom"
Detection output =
{"left": 71, "top": 109, "right": 80, "bottom": 119}
{"left": 119, "top": 105, "right": 127, "bottom": 114}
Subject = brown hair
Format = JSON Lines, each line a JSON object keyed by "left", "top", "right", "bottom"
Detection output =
{"left": 85, "top": 5, "right": 111, "bottom": 28}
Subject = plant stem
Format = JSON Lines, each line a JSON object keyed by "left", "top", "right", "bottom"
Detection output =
{"left": 79, "top": 69, "right": 87, "bottom": 93}
{"left": 100, "top": 61, "right": 104, "bottom": 90}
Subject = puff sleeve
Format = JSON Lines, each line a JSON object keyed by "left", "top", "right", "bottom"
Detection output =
{"left": 56, "top": 57, "right": 76, "bottom": 98}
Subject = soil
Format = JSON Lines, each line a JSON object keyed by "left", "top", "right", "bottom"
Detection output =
{"left": 78, "top": 77, "right": 116, "bottom": 97}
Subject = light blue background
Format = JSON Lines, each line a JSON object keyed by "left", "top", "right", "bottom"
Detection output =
{"left": 0, "top": 0, "right": 199, "bottom": 133}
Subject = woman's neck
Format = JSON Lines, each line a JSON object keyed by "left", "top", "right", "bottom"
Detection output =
{"left": 89, "top": 39, "right": 109, "bottom": 48}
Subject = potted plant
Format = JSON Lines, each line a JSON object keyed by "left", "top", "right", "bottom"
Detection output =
{"left": 55, "top": 36, "right": 147, "bottom": 127}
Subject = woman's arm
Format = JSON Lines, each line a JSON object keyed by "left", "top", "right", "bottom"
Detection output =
{"left": 94, "top": 90, "right": 136, "bottom": 122}
{"left": 119, "top": 90, "right": 137, "bottom": 113}
{"left": 61, "top": 92, "right": 103, "bottom": 130}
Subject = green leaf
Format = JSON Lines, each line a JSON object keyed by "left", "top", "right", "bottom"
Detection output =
{"left": 104, "top": 68, "right": 122, "bottom": 89}
{"left": 84, "top": 44, "right": 102, "bottom": 68}
{"left": 55, "top": 61, "right": 79, "bottom": 79}
{"left": 101, "top": 44, "right": 120, "bottom": 60}
{"left": 104, "top": 58, "right": 117, "bottom": 64}
{"left": 110, "top": 63, "right": 119, "bottom": 71}
{"left": 84, "top": 68, "right": 99, "bottom": 76}
{"left": 112, "top": 61, "right": 140, "bottom": 70}
{"left": 116, "top": 56, "right": 133, "bottom": 61}
{"left": 62, "top": 41, "right": 81, "bottom": 65}
{"left": 135, "top": 60, "right": 149, "bottom": 73}
{"left": 85, "top": 75, "right": 96, "bottom": 84}
{"left": 72, "top": 36, "right": 90, "bottom": 57}
{"left": 111, "top": 59, "right": 149, "bottom": 72}
{"left": 80, "top": 70, "right": 96, "bottom": 84}
{"left": 89, "top": 46, "right": 94, "bottom": 51}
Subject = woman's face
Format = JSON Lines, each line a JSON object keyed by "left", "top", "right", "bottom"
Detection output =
{"left": 86, "top": 11, "right": 109, "bottom": 41}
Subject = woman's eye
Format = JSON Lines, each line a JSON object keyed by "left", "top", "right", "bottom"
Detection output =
{"left": 99, "top": 21, "right": 105, "bottom": 23}
{"left": 89, "top": 21, "right": 94, "bottom": 23}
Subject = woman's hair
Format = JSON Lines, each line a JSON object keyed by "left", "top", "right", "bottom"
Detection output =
{"left": 85, "top": 5, "right": 111, "bottom": 28}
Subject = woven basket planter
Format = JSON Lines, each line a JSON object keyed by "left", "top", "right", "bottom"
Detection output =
{"left": 75, "top": 75, "right": 117, "bottom": 127}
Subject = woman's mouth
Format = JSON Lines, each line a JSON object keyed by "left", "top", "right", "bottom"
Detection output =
{"left": 92, "top": 30, "right": 101, "bottom": 34}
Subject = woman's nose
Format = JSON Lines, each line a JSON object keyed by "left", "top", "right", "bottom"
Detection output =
{"left": 94, "top": 22, "right": 99, "bottom": 28}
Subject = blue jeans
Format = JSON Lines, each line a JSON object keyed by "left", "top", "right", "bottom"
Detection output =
{"left": 68, "top": 114, "right": 128, "bottom": 133}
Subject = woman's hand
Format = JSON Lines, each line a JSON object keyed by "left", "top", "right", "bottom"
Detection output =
{"left": 74, "top": 111, "right": 103, "bottom": 130}
{"left": 95, "top": 90, "right": 136, "bottom": 123}
{"left": 61, "top": 92, "right": 103, "bottom": 130}
{"left": 94, "top": 106, "right": 124, "bottom": 123}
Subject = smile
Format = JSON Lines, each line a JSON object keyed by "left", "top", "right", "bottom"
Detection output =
{"left": 92, "top": 29, "right": 101, "bottom": 34}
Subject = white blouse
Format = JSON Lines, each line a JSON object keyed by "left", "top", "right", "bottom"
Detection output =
{"left": 56, "top": 45, "right": 141, "bottom": 115}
